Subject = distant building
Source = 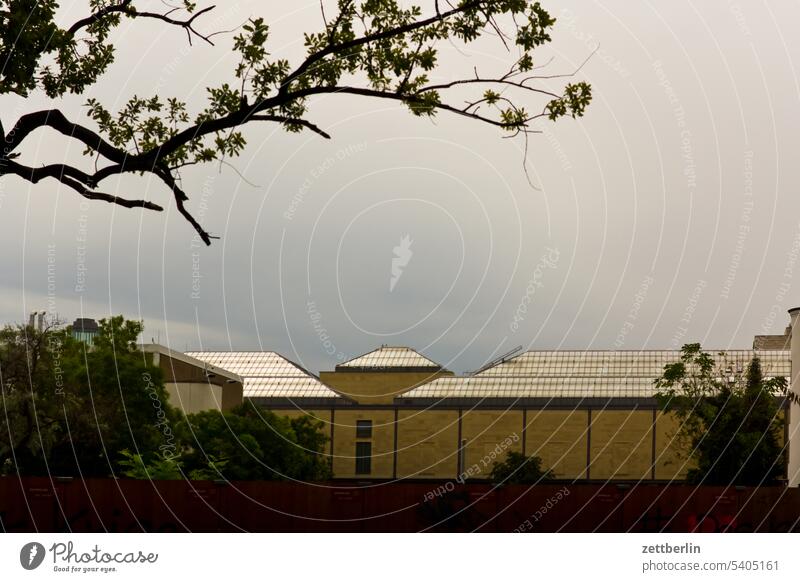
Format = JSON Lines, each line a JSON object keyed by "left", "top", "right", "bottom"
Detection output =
{"left": 71, "top": 318, "right": 99, "bottom": 345}
{"left": 753, "top": 326, "right": 792, "bottom": 350}
{"left": 190, "top": 314, "right": 800, "bottom": 483}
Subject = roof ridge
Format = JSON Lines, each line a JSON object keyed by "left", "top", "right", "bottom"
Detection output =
{"left": 511, "top": 348, "right": 784, "bottom": 354}
{"left": 337, "top": 345, "right": 442, "bottom": 368}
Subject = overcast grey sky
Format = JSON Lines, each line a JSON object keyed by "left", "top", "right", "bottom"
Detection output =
{"left": 2, "top": 1, "right": 799, "bottom": 374}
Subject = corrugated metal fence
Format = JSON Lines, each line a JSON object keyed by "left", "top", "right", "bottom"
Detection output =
{"left": 1, "top": 477, "right": 798, "bottom": 532}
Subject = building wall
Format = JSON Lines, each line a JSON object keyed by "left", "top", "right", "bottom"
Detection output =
{"left": 267, "top": 405, "right": 692, "bottom": 482}
{"left": 220, "top": 384, "right": 244, "bottom": 412}
{"left": 165, "top": 382, "right": 223, "bottom": 415}
{"left": 319, "top": 371, "right": 452, "bottom": 404}
{"left": 589, "top": 409, "right": 653, "bottom": 480}
{"left": 654, "top": 411, "right": 690, "bottom": 480}
{"left": 525, "top": 409, "right": 589, "bottom": 479}
{"left": 332, "top": 410, "right": 396, "bottom": 478}
{"left": 148, "top": 350, "right": 243, "bottom": 413}
{"left": 396, "top": 410, "right": 459, "bottom": 478}
{"left": 461, "top": 409, "right": 523, "bottom": 479}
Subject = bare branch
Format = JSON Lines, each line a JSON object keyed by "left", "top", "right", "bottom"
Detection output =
{"left": 66, "top": 0, "right": 133, "bottom": 34}
{"left": 4, "top": 109, "right": 129, "bottom": 163}
{"left": 521, "top": 46, "right": 598, "bottom": 82}
{"left": 60, "top": 176, "right": 164, "bottom": 211}
{"left": 305, "top": 86, "right": 548, "bottom": 130}
{"left": 154, "top": 168, "right": 217, "bottom": 245}
{"left": 249, "top": 115, "right": 331, "bottom": 139}
{"left": 2, "top": 159, "right": 162, "bottom": 211}
{"left": 68, "top": 3, "right": 217, "bottom": 46}
{"left": 4, "top": 158, "right": 95, "bottom": 187}
{"left": 418, "top": 77, "right": 561, "bottom": 100}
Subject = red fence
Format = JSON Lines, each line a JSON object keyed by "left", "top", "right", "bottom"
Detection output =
{"left": 1, "top": 477, "right": 798, "bottom": 532}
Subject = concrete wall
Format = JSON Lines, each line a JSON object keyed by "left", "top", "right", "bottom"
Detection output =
{"left": 148, "top": 349, "right": 243, "bottom": 413}
{"left": 789, "top": 308, "right": 800, "bottom": 487}
{"left": 165, "top": 382, "right": 223, "bottom": 415}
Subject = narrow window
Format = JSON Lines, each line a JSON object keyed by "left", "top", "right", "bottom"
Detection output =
{"left": 356, "top": 419, "right": 373, "bottom": 439}
{"left": 355, "top": 442, "right": 372, "bottom": 475}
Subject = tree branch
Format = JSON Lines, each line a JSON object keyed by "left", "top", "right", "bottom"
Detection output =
{"left": 4, "top": 109, "right": 129, "bottom": 163}
{"left": 1, "top": 1, "right": 589, "bottom": 244}
{"left": 249, "top": 115, "right": 331, "bottom": 139}
{"left": 67, "top": 2, "right": 217, "bottom": 46}
{"left": 279, "top": 0, "right": 483, "bottom": 92}
{"left": 2, "top": 159, "right": 162, "bottom": 211}
{"left": 60, "top": 176, "right": 163, "bottom": 211}
{"left": 1, "top": 80, "right": 536, "bottom": 243}
{"left": 303, "top": 86, "right": 547, "bottom": 130}
{"left": 418, "top": 77, "right": 561, "bottom": 100}
{"left": 154, "top": 168, "right": 217, "bottom": 245}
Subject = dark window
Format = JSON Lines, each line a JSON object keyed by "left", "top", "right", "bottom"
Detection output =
{"left": 356, "top": 420, "right": 373, "bottom": 438}
{"left": 355, "top": 442, "right": 372, "bottom": 475}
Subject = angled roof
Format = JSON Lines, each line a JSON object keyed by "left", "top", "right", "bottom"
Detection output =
{"left": 401, "top": 376, "right": 659, "bottom": 399}
{"left": 336, "top": 346, "right": 444, "bottom": 370}
{"left": 473, "top": 349, "right": 790, "bottom": 379}
{"left": 401, "top": 349, "right": 791, "bottom": 400}
{"left": 141, "top": 344, "right": 243, "bottom": 383}
{"left": 753, "top": 334, "right": 791, "bottom": 350}
{"left": 186, "top": 351, "right": 341, "bottom": 399}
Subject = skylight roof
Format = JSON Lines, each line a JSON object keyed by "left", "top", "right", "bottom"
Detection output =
{"left": 187, "top": 351, "right": 341, "bottom": 399}
{"left": 336, "top": 346, "right": 443, "bottom": 370}
{"left": 473, "top": 349, "right": 790, "bottom": 379}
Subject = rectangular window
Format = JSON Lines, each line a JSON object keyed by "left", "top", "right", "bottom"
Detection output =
{"left": 355, "top": 442, "right": 372, "bottom": 475}
{"left": 356, "top": 420, "right": 373, "bottom": 439}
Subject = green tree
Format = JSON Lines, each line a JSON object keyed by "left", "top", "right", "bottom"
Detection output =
{"left": 1, "top": 1, "right": 591, "bottom": 244}
{"left": 118, "top": 449, "right": 184, "bottom": 480}
{"left": 177, "top": 401, "right": 332, "bottom": 481}
{"left": 0, "top": 319, "right": 74, "bottom": 474}
{"left": 1, "top": 315, "right": 333, "bottom": 480}
{"left": 654, "top": 343, "right": 795, "bottom": 486}
{"left": 62, "top": 316, "right": 180, "bottom": 476}
{"left": 489, "top": 451, "right": 553, "bottom": 484}
{"left": 0, "top": 315, "right": 177, "bottom": 477}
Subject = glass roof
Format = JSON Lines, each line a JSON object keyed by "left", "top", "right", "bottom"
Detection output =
{"left": 402, "top": 349, "right": 791, "bottom": 399}
{"left": 337, "top": 346, "right": 442, "bottom": 369}
{"left": 474, "top": 349, "right": 790, "bottom": 378}
{"left": 402, "top": 376, "right": 660, "bottom": 399}
{"left": 244, "top": 377, "right": 339, "bottom": 398}
{"left": 187, "top": 351, "right": 341, "bottom": 398}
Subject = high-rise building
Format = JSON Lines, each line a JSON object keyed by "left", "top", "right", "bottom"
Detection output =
{"left": 70, "top": 317, "right": 99, "bottom": 345}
